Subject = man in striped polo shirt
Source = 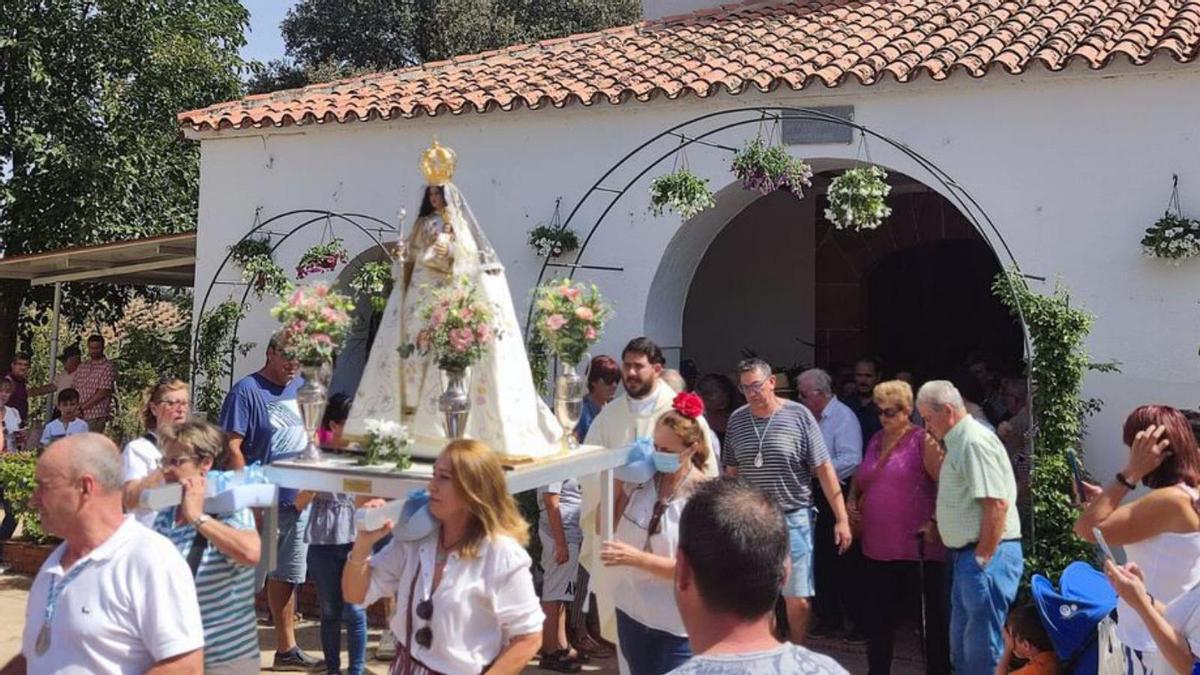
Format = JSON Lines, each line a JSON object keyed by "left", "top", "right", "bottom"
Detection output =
{"left": 722, "top": 358, "right": 852, "bottom": 646}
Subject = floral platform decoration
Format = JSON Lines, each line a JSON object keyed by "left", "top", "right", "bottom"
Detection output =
{"left": 413, "top": 276, "right": 500, "bottom": 372}
{"left": 358, "top": 418, "right": 413, "bottom": 470}
{"left": 531, "top": 279, "right": 611, "bottom": 368}
{"left": 271, "top": 282, "right": 355, "bottom": 363}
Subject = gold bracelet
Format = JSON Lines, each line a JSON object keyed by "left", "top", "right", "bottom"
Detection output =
{"left": 347, "top": 554, "right": 371, "bottom": 566}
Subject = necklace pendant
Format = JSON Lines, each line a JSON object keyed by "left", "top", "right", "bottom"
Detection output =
{"left": 754, "top": 452, "right": 764, "bottom": 469}
{"left": 35, "top": 623, "right": 50, "bottom": 656}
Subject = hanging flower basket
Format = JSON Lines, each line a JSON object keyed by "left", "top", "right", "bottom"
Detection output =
{"left": 824, "top": 166, "right": 893, "bottom": 231}
{"left": 1141, "top": 213, "right": 1200, "bottom": 264}
{"left": 731, "top": 137, "right": 813, "bottom": 197}
{"left": 649, "top": 169, "right": 715, "bottom": 220}
{"left": 228, "top": 237, "right": 273, "bottom": 266}
{"left": 296, "top": 238, "right": 348, "bottom": 278}
{"left": 528, "top": 225, "right": 580, "bottom": 258}
{"left": 242, "top": 256, "right": 292, "bottom": 299}
{"left": 349, "top": 261, "right": 393, "bottom": 312}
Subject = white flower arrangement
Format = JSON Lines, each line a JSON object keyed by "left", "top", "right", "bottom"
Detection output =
{"left": 1141, "top": 213, "right": 1200, "bottom": 265}
{"left": 824, "top": 166, "right": 893, "bottom": 231}
{"left": 359, "top": 418, "right": 413, "bottom": 469}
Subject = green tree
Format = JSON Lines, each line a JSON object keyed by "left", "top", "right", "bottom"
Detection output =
{"left": 247, "top": 0, "right": 640, "bottom": 93}
{"left": 0, "top": 1, "right": 248, "bottom": 366}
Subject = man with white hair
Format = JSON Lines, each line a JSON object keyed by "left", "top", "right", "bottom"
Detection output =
{"left": 5, "top": 434, "right": 204, "bottom": 674}
{"left": 797, "top": 368, "right": 864, "bottom": 641}
{"left": 917, "top": 380, "right": 1022, "bottom": 675}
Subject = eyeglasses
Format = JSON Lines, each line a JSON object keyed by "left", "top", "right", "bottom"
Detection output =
{"left": 155, "top": 399, "right": 189, "bottom": 408}
{"left": 737, "top": 380, "right": 768, "bottom": 395}
{"left": 878, "top": 407, "right": 904, "bottom": 419}
{"left": 163, "top": 456, "right": 196, "bottom": 468}
{"left": 414, "top": 598, "right": 434, "bottom": 648}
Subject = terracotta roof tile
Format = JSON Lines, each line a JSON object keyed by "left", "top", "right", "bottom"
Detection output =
{"left": 180, "top": 0, "right": 1200, "bottom": 132}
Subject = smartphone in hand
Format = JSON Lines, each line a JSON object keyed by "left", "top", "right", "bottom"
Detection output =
{"left": 1066, "top": 448, "right": 1087, "bottom": 505}
{"left": 1094, "top": 526, "right": 1115, "bottom": 561}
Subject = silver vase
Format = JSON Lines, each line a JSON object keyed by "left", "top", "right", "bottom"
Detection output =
{"left": 295, "top": 361, "right": 328, "bottom": 462}
{"left": 439, "top": 367, "right": 470, "bottom": 438}
{"left": 554, "top": 360, "right": 585, "bottom": 450}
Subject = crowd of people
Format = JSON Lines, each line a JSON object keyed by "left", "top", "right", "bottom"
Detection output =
{"left": 7, "top": 329, "right": 1200, "bottom": 675}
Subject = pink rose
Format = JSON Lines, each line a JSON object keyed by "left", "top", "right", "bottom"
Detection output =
{"left": 574, "top": 306, "right": 594, "bottom": 321}
{"left": 315, "top": 284, "right": 330, "bottom": 297}
{"left": 431, "top": 306, "right": 448, "bottom": 327}
{"left": 461, "top": 307, "right": 474, "bottom": 322}
{"left": 545, "top": 314, "right": 567, "bottom": 332}
{"left": 585, "top": 326, "right": 597, "bottom": 341}
{"left": 289, "top": 289, "right": 305, "bottom": 306}
{"left": 321, "top": 307, "right": 339, "bottom": 322}
{"left": 560, "top": 286, "right": 581, "bottom": 301}
{"left": 476, "top": 324, "right": 492, "bottom": 343}
{"left": 449, "top": 328, "right": 475, "bottom": 352}
{"left": 313, "top": 333, "right": 332, "bottom": 345}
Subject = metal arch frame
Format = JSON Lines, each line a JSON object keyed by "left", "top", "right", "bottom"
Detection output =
{"left": 524, "top": 105, "right": 1044, "bottom": 553}
{"left": 191, "top": 209, "right": 398, "bottom": 393}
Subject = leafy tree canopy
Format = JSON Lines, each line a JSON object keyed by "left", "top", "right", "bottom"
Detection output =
{"left": 247, "top": 0, "right": 640, "bottom": 94}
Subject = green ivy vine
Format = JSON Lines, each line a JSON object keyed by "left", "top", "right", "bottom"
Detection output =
{"left": 193, "top": 300, "right": 255, "bottom": 417}
{"left": 992, "top": 269, "right": 1118, "bottom": 581}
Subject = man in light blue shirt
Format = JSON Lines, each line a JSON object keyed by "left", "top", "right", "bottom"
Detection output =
{"left": 798, "top": 368, "right": 865, "bottom": 641}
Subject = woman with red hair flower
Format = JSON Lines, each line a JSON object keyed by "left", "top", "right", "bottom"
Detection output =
{"left": 600, "top": 392, "right": 712, "bottom": 674}
{"left": 1075, "top": 404, "right": 1200, "bottom": 671}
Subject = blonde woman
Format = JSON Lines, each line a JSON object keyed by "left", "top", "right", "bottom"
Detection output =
{"left": 602, "top": 393, "right": 712, "bottom": 675}
{"left": 121, "top": 378, "right": 190, "bottom": 526}
{"left": 344, "top": 440, "right": 543, "bottom": 674}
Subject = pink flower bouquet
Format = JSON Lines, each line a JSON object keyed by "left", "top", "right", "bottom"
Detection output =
{"left": 532, "top": 279, "right": 610, "bottom": 366}
{"left": 271, "top": 282, "right": 355, "bottom": 362}
{"left": 414, "top": 276, "right": 499, "bottom": 371}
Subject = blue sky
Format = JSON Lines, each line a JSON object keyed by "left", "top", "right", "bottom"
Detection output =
{"left": 241, "top": 0, "right": 298, "bottom": 63}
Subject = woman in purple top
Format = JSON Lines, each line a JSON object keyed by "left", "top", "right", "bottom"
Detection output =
{"left": 850, "top": 379, "right": 950, "bottom": 675}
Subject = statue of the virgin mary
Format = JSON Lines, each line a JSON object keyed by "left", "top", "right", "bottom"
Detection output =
{"left": 345, "top": 140, "right": 563, "bottom": 459}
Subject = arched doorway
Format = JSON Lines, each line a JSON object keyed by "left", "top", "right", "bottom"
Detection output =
{"left": 679, "top": 170, "right": 1023, "bottom": 381}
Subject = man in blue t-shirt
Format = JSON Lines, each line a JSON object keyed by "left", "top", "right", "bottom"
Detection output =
{"left": 218, "top": 333, "right": 323, "bottom": 671}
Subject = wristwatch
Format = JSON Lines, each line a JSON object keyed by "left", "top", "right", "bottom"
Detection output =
{"left": 1116, "top": 472, "right": 1138, "bottom": 490}
{"left": 191, "top": 514, "right": 212, "bottom": 528}
{"left": 975, "top": 555, "right": 989, "bottom": 569}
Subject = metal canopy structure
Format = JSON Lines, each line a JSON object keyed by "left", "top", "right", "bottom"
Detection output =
{"left": 0, "top": 231, "right": 196, "bottom": 287}
{"left": 0, "top": 232, "right": 196, "bottom": 416}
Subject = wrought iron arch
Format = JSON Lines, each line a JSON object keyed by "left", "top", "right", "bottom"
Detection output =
{"left": 192, "top": 209, "right": 398, "bottom": 392}
{"left": 522, "top": 105, "right": 1041, "bottom": 545}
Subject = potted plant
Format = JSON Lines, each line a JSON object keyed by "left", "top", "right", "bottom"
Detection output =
{"left": 296, "top": 238, "right": 348, "bottom": 278}
{"left": 731, "top": 137, "right": 813, "bottom": 197}
{"left": 272, "top": 283, "right": 355, "bottom": 461}
{"left": 649, "top": 168, "right": 715, "bottom": 219}
{"left": 532, "top": 279, "right": 610, "bottom": 448}
{"left": 348, "top": 260, "right": 393, "bottom": 312}
{"left": 412, "top": 276, "right": 500, "bottom": 437}
{"left": 1141, "top": 212, "right": 1200, "bottom": 264}
{"left": 228, "top": 237, "right": 272, "bottom": 267}
{"left": 824, "top": 165, "right": 893, "bottom": 231}
{"left": 228, "top": 237, "right": 289, "bottom": 299}
{"left": 528, "top": 225, "right": 580, "bottom": 258}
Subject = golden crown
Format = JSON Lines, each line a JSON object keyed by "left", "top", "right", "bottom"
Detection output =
{"left": 420, "top": 138, "right": 456, "bottom": 186}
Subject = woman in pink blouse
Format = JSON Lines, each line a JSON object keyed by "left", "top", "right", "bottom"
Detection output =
{"left": 849, "top": 379, "right": 950, "bottom": 675}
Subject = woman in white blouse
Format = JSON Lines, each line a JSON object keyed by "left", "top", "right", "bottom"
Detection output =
{"left": 600, "top": 393, "right": 712, "bottom": 675}
{"left": 121, "top": 378, "right": 190, "bottom": 526}
{"left": 344, "top": 439, "right": 543, "bottom": 674}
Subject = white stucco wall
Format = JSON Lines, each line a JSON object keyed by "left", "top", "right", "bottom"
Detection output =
{"left": 193, "top": 62, "right": 1200, "bottom": 482}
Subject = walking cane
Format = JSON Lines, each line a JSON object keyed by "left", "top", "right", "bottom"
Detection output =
{"left": 916, "top": 532, "right": 928, "bottom": 660}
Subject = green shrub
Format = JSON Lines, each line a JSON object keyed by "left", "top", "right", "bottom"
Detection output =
{"left": 0, "top": 452, "right": 52, "bottom": 543}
